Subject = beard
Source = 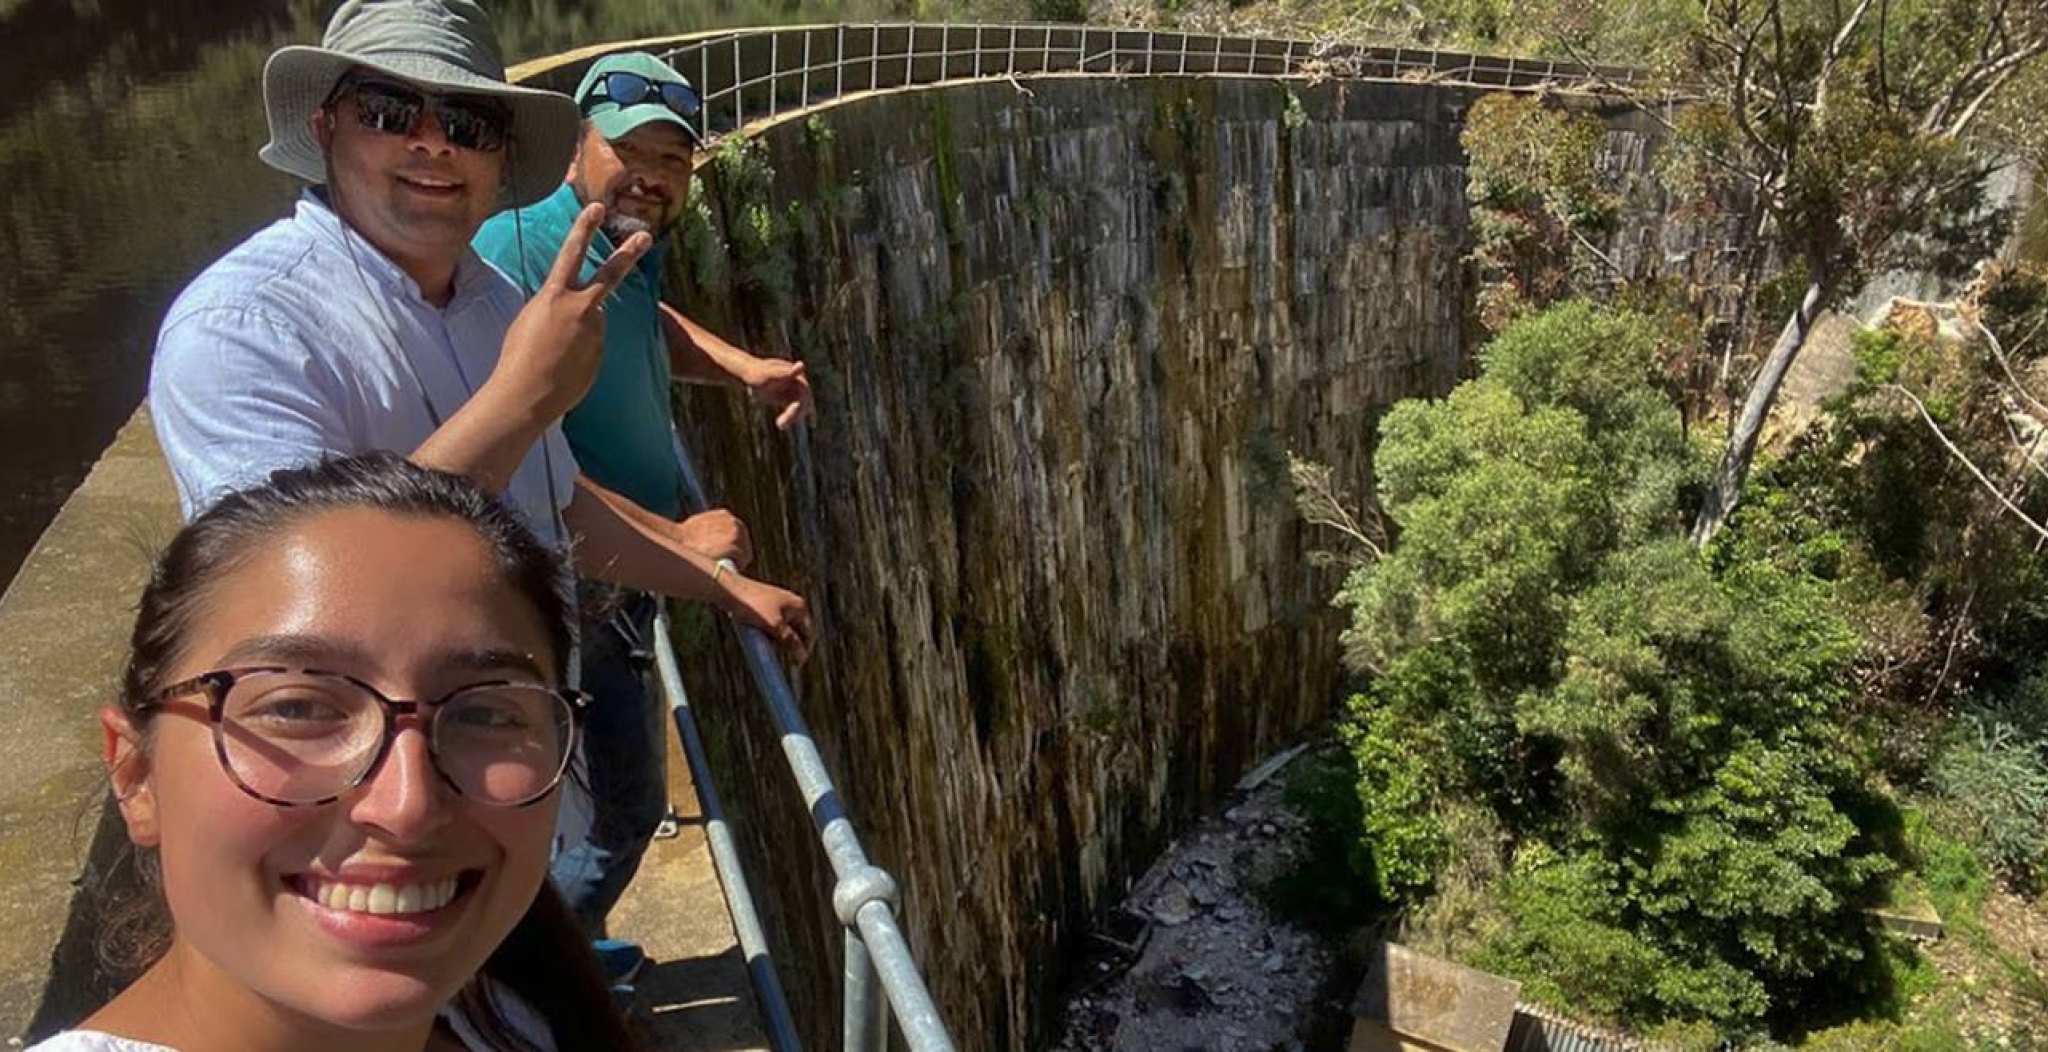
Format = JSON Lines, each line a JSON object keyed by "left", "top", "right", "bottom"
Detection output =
{"left": 600, "top": 210, "right": 657, "bottom": 244}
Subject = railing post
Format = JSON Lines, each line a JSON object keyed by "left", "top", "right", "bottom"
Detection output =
{"left": 803, "top": 29, "right": 812, "bottom": 106}
{"left": 871, "top": 23, "right": 880, "bottom": 91}
{"left": 844, "top": 930, "right": 890, "bottom": 1052}
{"left": 734, "top": 35, "right": 744, "bottom": 130}
{"left": 905, "top": 23, "right": 914, "bottom": 86}
{"left": 770, "top": 31, "right": 780, "bottom": 119}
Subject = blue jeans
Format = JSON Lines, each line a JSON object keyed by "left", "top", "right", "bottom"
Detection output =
{"left": 552, "top": 593, "right": 667, "bottom": 936}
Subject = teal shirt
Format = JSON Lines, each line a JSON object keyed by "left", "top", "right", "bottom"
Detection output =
{"left": 475, "top": 183, "right": 683, "bottom": 518}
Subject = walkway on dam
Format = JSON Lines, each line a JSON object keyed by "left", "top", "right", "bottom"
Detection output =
{"left": 0, "top": 412, "right": 765, "bottom": 1049}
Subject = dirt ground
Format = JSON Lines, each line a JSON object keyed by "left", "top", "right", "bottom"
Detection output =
{"left": 1919, "top": 886, "right": 2048, "bottom": 1045}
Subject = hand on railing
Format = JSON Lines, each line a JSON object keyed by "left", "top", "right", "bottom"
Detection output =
{"left": 716, "top": 573, "right": 815, "bottom": 663}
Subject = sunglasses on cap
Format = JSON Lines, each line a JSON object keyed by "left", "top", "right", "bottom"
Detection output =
{"left": 329, "top": 75, "right": 512, "bottom": 154}
{"left": 582, "top": 70, "right": 702, "bottom": 121}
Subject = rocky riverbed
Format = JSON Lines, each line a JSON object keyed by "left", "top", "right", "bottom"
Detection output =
{"left": 1052, "top": 753, "right": 1342, "bottom": 1051}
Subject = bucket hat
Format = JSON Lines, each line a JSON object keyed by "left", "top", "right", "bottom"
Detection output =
{"left": 576, "top": 52, "right": 704, "bottom": 146}
{"left": 258, "top": 0, "right": 579, "bottom": 208}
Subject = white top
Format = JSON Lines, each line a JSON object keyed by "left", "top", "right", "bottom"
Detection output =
{"left": 26, "top": 978, "right": 556, "bottom": 1052}
{"left": 148, "top": 189, "right": 578, "bottom": 547}
{"left": 21, "top": 1036, "right": 168, "bottom": 1052}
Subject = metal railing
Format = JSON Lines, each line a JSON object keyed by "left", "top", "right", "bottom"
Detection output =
{"left": 654, "top": 428, "right": 957, "bottom": 1052}
{"left": 654, "top": 22, "right": 1649, "bottom": 140}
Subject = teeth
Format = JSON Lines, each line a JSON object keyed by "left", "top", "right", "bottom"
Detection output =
{"left": 307, "top": 876, "right": 461, "bottom": 915}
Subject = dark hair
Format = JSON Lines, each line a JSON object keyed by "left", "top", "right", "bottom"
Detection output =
{"left": 101, "top": 452, "right": 639, "bottom": 1051}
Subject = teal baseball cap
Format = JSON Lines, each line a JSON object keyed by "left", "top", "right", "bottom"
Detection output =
{"left": 574, "top": 52, "right": 702, "bottom": 145}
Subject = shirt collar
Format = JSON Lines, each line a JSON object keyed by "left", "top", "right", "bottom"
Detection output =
{"left": 296, "top": 188, "right": 499, "bottom": 309}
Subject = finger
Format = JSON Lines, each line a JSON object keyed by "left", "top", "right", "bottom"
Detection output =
{"left": 545, "top": 203, "right": 606, "bottom": 289}
{"left": 776, "top": 401, "right": 803, "bottom": 431}
{"left": 777, "top": 621, "right": 808, "bottom": 665}
{"left": 792, "top": 614, "right": 815, "bottom": 664}
{"left": 579, "top": 230, "right": 653, "bottom": 299}
{"left": 791, "top": 364, "right": 816, "bottom": 422}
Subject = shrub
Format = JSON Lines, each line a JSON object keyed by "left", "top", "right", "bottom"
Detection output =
{"left": 1928, "top": 707, "right": 2048, "bottom": 891}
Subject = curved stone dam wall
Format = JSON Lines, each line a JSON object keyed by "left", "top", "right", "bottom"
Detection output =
{"left": 659, "top": 75, "right": 1677, "bottom": 1049}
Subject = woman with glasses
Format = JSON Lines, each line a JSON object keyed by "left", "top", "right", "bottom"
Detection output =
{"left": 32, "top": 452, "right": 639, "bottom": 1051}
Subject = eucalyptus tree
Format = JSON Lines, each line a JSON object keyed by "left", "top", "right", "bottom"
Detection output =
{"left": 1653, "top": 0, "right": 2048, "bottom": 545}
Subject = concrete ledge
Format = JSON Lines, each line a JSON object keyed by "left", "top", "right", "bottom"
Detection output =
{"left": 0, "top": 408, "right": 178, "bottom": 1036}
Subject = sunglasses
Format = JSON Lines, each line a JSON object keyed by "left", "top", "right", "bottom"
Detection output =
{"left": 332, "top": 76, "right": 512, "bottom": 154}
{"left": 583, "top": 70, "right": 702, "bottom": 122}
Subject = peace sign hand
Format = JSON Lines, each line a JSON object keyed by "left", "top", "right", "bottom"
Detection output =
{"left": 491, "top": 203, "right": 652, "bottom": 424}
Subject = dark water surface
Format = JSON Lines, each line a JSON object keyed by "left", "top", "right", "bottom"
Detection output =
{"left": 0, "top": 0, "right": 902, "bottom": 590}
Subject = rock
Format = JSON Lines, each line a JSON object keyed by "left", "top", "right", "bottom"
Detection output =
{"left": 1151, "top": 882, "right": 1196, "bottom": 926}
{"left": 1262, "top": 951, "right": 1286, "bottom": 973}
{"left": 1168, "top": 975, "right": 1215, "bottom": 1014}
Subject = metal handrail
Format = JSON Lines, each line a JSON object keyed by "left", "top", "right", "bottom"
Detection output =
{"left": 650, "top": 599, "right": 804, "bottom": 1052}
{"left": 658, "top": 429, "right": 958, "bottom": 1052}
{"left": 656, "top": 22, "right": 1651, "bottom": 140}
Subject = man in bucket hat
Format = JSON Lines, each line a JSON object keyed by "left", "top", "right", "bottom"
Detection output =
{"left": 146, "top": 0, "right": 819, "bottom": 958}
{"left": 473, "top": 52, "right": 813, "bottom": 966}
{"left": 155, "top": 0, "right": 815, "bottom": 630}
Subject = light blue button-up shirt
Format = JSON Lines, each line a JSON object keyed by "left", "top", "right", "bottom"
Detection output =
{"left": 149, "top": 190, "right": 578, "bottom": 547}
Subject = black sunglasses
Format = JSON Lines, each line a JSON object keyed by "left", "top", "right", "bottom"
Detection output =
{"left": 331, "top": 76, "right": 512, "bottom": 154}
{"left": 583, "top": 70, "right": 702, "bottom": 121}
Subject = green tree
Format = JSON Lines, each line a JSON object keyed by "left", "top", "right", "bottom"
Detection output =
{"left": 1336, "top": 302, "right": 1893, "bottom": 1029}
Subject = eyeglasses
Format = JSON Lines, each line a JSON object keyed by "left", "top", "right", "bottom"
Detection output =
{"left": 331, "top": 76, "right": 512, "bottom": 154}
{"left": 141, "top": 667, "right": 586, "bottom": 808}
{"left": 582, "top": 71, "right": 702, "bottom": 122}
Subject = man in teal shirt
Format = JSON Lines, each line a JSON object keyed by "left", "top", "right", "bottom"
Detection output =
{"left": 474, "top": 51, "right": 812, "bottom": 982}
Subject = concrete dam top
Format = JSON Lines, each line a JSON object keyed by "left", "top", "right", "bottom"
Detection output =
{"left": 0, "top": 30, "right": 1697, "bottom": 1047}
